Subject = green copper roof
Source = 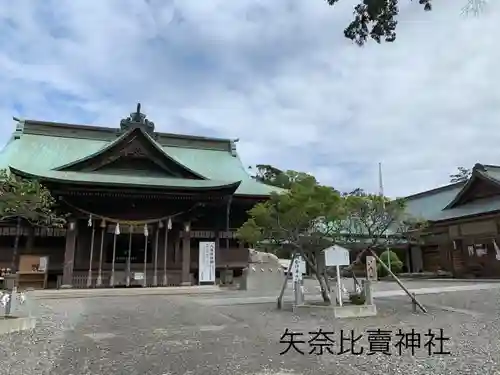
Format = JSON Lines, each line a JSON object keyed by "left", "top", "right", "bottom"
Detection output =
{"left": 430, "top": 196, "right": 500, "bottom": 221}
{"left": 404, "top": 183, "right": 463, "bottom": 221}
{"left": 0, "top": 120, "right": 285, "bottom": 197}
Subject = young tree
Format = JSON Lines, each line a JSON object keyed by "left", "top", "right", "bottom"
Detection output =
{"left": 449, "top": 167, "right": 471, "bottom": 183}
{"left": 0, "top": 169, "right": 66, "bottom": 272}
{"left": 341, "top": 191, "right": 426, "bottom": 284}
{"left": 237, "top": 171, "right": 346, "bottom": 304}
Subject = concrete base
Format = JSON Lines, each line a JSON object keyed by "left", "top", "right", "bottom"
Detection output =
{"left": 295, "top": 302, "right": 377, "bottom": 318}
{"left": 179, "top": 282, "right": 192, "bottom": 286}
{"left": 333, "top": 304, "right": 377, "bottom": 318}
{"left": 0, "top": 316, "right": 37, "bottom": 335}
{"left": 60, "top": 284, "right": 73, "bottom": 289}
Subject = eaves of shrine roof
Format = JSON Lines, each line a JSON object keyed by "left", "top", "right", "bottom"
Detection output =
{"left": 9, "top": 166, "right": 242, "bottom": 193}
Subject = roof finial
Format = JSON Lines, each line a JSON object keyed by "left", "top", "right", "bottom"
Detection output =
{"left": 120, "top": 102, "right": 155, "bottom": 133}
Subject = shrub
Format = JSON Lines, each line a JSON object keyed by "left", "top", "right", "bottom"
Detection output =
{"left": 377, "top": 250, "right": 403, "bottom": 277}
{"left": 349, "top": 292, "right": 366, "bottom": 305}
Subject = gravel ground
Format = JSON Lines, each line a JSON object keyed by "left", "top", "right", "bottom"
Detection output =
{"left": 0, "top": 289, "right": 499, "bottom": 375}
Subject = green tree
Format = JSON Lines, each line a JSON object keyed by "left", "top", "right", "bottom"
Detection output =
{"left": 449, "top": 166, "right": 471, "bottom": 183}
{"left": 237, "top": 171, "right": 346, "bottom": 303}
{"left": 0, "top": 169, "right": 66, "bottom": 272}
{"left": 326, "top": 0, "right": 431, "bottom": 45}
{"left": 342, "top": 188, "right": 366, "bottom": 197}
{"left": 377, "top": 250, "right": 403, "bottom": 277}
{"left": 248, "top": 164, "right": 291, "bottom": 189}
{"left": 328, "top": 0, "right": 486, "bottom": 46}
{"left": 341, "top": 192, "right": 426, "bottom": 287}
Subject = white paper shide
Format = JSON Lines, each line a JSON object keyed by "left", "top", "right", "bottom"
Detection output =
{"left": 198, "top": 241, "right": 216, "bottom": 283}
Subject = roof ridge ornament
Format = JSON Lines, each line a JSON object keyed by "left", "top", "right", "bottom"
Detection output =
{"left": 120, "top": 103, "right": 155, "bottom": 133}
{"left": 473, "top": 163, "right": 485, "bottom": 171}
{"left": 229, "top": 139, "right": 238, "bottom": 157}
{"left": 12, "top": 117, "right": 25, "bottom": 139}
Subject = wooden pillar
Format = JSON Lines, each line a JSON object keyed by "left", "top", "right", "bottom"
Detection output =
{"left": 162, "top": 219, "right": 170, "bottom": 286}
{"left": 143, "top": 224, "right": 149, "bottom": 288}
{"left": 180, "top": 222, "right": 191, "bottom": 286}
{"left": 153, "top": 223, "right": 160, "bottom": 286}
{"left": 86, "top": 219, "right": 96, "bottom": 288}
{"left": 126, "top": 226, "right": 133, "bottom": 287}
{"left": 62, "top": 220, "right": 77, "bottom": 288}
{"left": 215, "top": 229, "right": 220, "bottom": 266}
{"left": 96, "top": 220, "right": 106, "bottom": 287}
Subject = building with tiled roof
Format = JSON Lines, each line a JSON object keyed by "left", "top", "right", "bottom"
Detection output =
{"left": 404, "top": 164, "right": 500, "bottom": 277}
{"left": 0, "top": 104, "right": 284, "bottom": 289}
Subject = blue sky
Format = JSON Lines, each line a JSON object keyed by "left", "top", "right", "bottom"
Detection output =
{"left": 0, "top": 0, "right": 498, "bottom": 197}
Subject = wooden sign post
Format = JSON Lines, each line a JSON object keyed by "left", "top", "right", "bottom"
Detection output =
{"left": 324, "top": 245, "right": 350, "bottom": 306}
{"left": 366, "top": 256, "right": 377, "bottom": 282}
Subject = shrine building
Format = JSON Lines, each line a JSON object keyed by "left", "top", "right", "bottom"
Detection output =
{"left": 405, "top": 163, "right": 500, "bottom": 278}
{"left": 0, "top": 104, "right": 282, "bottom": 288}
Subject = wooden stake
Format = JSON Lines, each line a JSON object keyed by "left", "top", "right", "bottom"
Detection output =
{"left": 277, "top": 252, "right": 297, "bottom": 309}
{"left": 369, "top": 249, "right": 427, "bottom": 313}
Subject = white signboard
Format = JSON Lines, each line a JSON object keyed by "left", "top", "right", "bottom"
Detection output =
{"left": 38, "top": 256, "right": 49, "bottom": 272}
{"left": 199, "top": 241, "right": 216, "bottom": 283}
{"left": 134, "top": 272, "right": 144, "bottom": 280}
{"left": 366, "top": 256, "right": 377, "bottom": 281}
{"left": 291, "top": 256, "right": 306, "bottom": 282}
{"left": 324, "top": 245, "right": 350, "bottom": 266}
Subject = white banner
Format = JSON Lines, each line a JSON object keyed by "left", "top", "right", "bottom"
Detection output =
{"left": 292, "top": 255, "right": 305, "bottom": 282}
{"left": 199, "top": 241, "right": 216, "bottom": 283}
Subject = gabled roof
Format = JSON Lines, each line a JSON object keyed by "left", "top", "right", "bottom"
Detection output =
{"left": 404, "top": 163, "right": 500, "bottom": 223}
{"left": 0, "top": 113, "right": 286, "bottom": 197}
{"left": 404, "top": 182, "right": 464, "bottom": 221}
{"left": 444, "top": 164, "right": 500, "bottom": 209}
{"left": 54, "top": 127, "right": 205, "bottom": 179}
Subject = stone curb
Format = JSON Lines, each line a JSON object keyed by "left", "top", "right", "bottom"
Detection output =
{"left": 0, "top": 316, "right": 36, "bottom": 335}
{"left": 29, "top": 286, "right": 223, "bottom": 300}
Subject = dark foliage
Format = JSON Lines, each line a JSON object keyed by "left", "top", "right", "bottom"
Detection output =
{"left": 326, "top": 0, "right": 432, "bottom": 45}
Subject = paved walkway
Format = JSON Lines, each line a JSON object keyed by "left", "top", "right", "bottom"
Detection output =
{"left": 194, "top": 281, "right": 500, "bottom": 306}
{"left": 29, "top": 285, "right": 222, "bottom": 299}
{"left": 4, "top": 286, "right": 500, "bottom": 374}
{"left": 26, "top": 278, "right": 500, "bottom": 301}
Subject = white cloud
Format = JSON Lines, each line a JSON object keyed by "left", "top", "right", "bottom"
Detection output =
{"left": 0, "top": 0, "right": 499, "bottom": 197}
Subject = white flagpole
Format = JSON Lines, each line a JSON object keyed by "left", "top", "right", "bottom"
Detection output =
{"left": 379, "top": 162, "right": 391, "bottom": 272}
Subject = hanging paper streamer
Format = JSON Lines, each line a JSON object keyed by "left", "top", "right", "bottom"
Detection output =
{"left": 88, "top": 214, "right": 93, "bottom": 227}
{"left": 0, "top": 292, "right": 10, "bottom": 308}
{"left": 144, "top": 224, "right": 149, "bottom": 237}
{"left": 493, "top": 239, "right": 500, "bottom": 261}
{"left": 467, "top": 245, "right": 475, "bottom": 256}
{"left": 115, "top": 223, "right": 120, "bottom": 235}
{"left": 167, "top": 218, "right": 172, "bottom": 230}
{"left": 475, "top": 244, "right": 487, "bottom": 257}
